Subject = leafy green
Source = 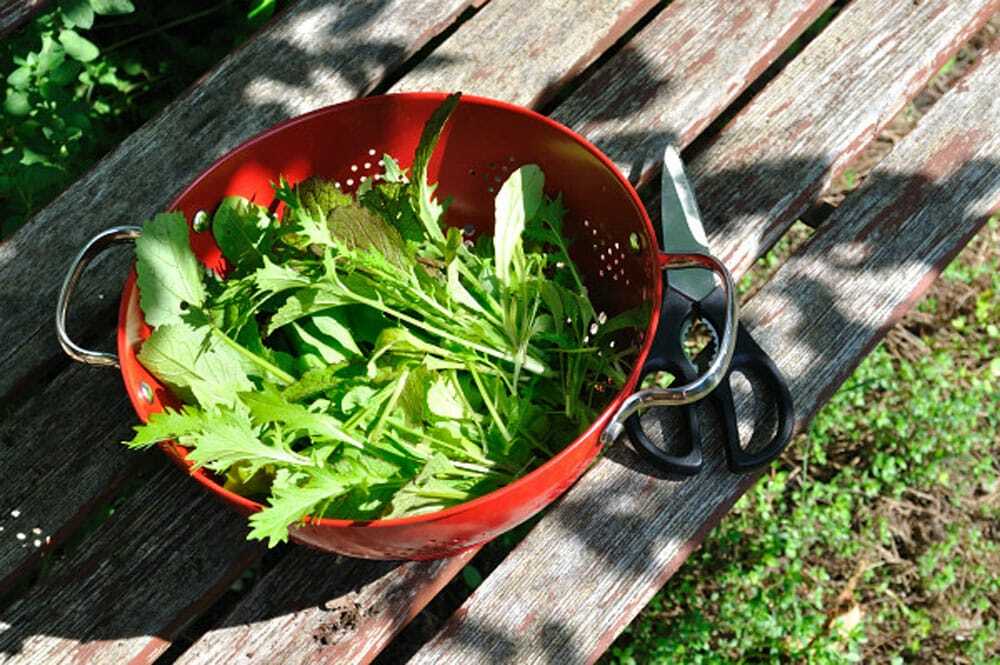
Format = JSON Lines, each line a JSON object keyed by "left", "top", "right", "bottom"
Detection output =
{"left": 409, "top": 92, "right": 461, "bottom": 245}
{"left": 90, "top": 0, "right": 136, "bottom": 15}
{"left": 134, "top": 213, "right": 206, "bottom": 326}
{"left": 58, "top": 29, "right": 99, "bottom": 62}
{"left": 183, "top": 407, "right": 311, "bottom": 473}
{"left": 325, "top": 201, "right": 408, "bottom": 268}
{"left": 1, "top": 2, "right": 291, "bottom": 239}
{"left": 136, "top": 322, "right": 253, "bottom": 408}
{"left": 494, "top": 164, "right": 544, "bottom": 286}
{"left": 247, "top": 468, "right": 350, "bottom": 547}
{"left": 212, "top": 196, "right": 273, "bottom": 271}
{"left": 126, "top": 95, "right": 643, "bottom": 547}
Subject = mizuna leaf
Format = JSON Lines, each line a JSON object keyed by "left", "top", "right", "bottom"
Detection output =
{"left": 409, "top": 93, "right": 461, "bottom": 244}
{"left": 240, "top": 385, "right": 361, "bottom": 448}
{"left": 494, "top": 164, "right": 544, "bottom": 286}
{"left": 124, "top": 405, "right": 206, "bottom": 449}
{"left": 252, "top": 255, "right": 311, "bottom": 295}
{"left": 382, "top": 453, "right": 463, "bottom": 519}
{"left": 247, "top": 467, "right": 353, "bottom": 547}
{"left": 135, "top": 212, "right": 205, "bottom": 326}
{"left": 184, "top": 407, "right": 312, "bottom": 473}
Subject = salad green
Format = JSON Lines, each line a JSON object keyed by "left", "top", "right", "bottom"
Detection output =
{"left": 125, "top": 93, "right": 643, "bottom": 546}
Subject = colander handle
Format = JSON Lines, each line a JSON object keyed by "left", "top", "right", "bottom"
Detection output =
{"left": 599, "top": 252, "right": 737, "bottom": 446}
{"left": 56, "top": 225, "right": 143, "bottom": 368}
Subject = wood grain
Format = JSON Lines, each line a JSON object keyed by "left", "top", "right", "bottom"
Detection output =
{"left": 0, "top": 465, "right": 263, "bottom": 665}
{"left": 172, "top": 548, "right": 475, "bottom": 665}
{"left": 551, "top": 0, "right": 837, "bottom": 184}
{"left": 689, "top": 0, "right": 1000, "bottom": 279}
{"left": 407, "top": 44, "right": 1000, "bottom": 665}
{"left": 389, "top": 0, "right": 662, "bottom": 109}
{"left": 0, "top": 343, "right": 141, "bottom": 595}
{"left": 0, "top": 0, "right": 477, "bottom": 400}
{"left": 0, "top": 0, "right": 48, "bottom": 38}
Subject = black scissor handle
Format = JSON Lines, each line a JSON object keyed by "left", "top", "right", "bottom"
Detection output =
{"left": 623, "top": 286, "right": 703, "bottom": 476}
{"left": 698, "top": 288, "right": 795, "bottom": 473}
{"left": 624, "top": 356, "right": 703, "bottom": 476}
{"left": 712, "top": 328, "right": 795, "bottom": 472}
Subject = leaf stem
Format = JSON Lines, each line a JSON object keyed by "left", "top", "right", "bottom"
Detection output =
{"left": 326, "top": 271, "right": 550, "bottom": 375}
{"left": 468, "top": 365, "right": 512, "bottom": 443}
{"left": 209, "top": 325, "right": 296, "bottom": 385}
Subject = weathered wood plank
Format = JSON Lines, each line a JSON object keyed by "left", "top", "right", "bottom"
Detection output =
{"left": 0, "top": 465, "right": 263, "bottom": 665}
{"left": 171, "top": 548, "right": 475, "bottom": 665}
{"left": 0, "top": 344, "right": 141, "bottom": 595}
{"left": 0, "top": 0, "right": 48, "bottom": 38}
{"left": 688, "top": 0, "right": 1000, "bottom": 279}
{"left": 408, "top": 43, "right": 1000, "bottom": 665}
{"left": 0, "top": 0, "right": 477, "bottom": 400}
{"left": 389, "top": 0, "right": 661, "bottom": 108}
{"left": 550, "top": 0, "right": 838, "bottom": 184}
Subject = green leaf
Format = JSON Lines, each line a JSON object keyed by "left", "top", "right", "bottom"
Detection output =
{"left": 138, "top": 322, "right": 254, "bottom": 408}
{"left": 410, "top": 93, "right": 461, "bottom": 244}
{"left": 247, "top": 0, "right": 276, "bottom": 22}
{"left": 382, "top": 154, "right": 406, "bottom": 183}
{"left": 61, "top": 0, "right": 95, "bottom": 28}
{"left": 248, "top": 467, "right": 352, "bottom": 547}
{"left": 427, "top": 376, "right": 466, "bottom": 420}
{"left": 58, "top": 30, "right": 100, "bottom": 63}
{"left": 341, "top": 385, "right": 377, "bottom": 414}
{"left": 268, "top": 286, "right": 353, "bottom": 333}
{"left": 310, "top": 310, "right": 362, "bottom": 356}
{"left": 135, "top": 212, "right": 206, "bottom": 326}
{"left": 124, "top": 405, "right": 206, "bottom": 448}
{"left": 212, "top": 196, "right": 273, "bottom": 271}
{"left": 382, "top": 453, "right": 463, "bottom": 518}
{"left": 49, "top": 60, "right": 82, "bottom": 86}
{"left": 297, "top": 175, "right": 352, "bottom": 216}
{"left": 494, "top": 164, "right": 544, "bottom": 285}
{"left": 185, "top": 407, "right": 311, "bottom": 473}
{"left": 89, "top": 0, "right": 135, "bottom": 15}
{"left": 253, "top": 256, "right": 311, "bottom": 295}
{"left": 359, "top": 180, "right": 424, "bottom": 243}
{"left": 7, "top": 66, "right": 31, "bottom": 91}
{"left": 326, "top": 200, "right": 408, "bottom": 269}
{"left": 36, "top": 35, "right": 66, "bottom": 74}
{"left": 4, "top": 91, "right": 30, "bottom": 117}
{"left": 447, "top": 259, "right": 487, "bottom": 315}
{"left": 240, "top": 385, "right": 360, "bottom": 448}
{"left": 288, "top": 317, "right": 355, "bottom": 364}
{"left": 281, "top": 362, "right": 350, "bottom": 403}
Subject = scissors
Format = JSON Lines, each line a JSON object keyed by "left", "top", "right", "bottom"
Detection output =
{"left": 624, "top": 146, "right": 795, "bottom": 476}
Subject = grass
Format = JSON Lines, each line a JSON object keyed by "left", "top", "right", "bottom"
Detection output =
{"left": 603, "top": 218, "right": 1000, "bottom": 664}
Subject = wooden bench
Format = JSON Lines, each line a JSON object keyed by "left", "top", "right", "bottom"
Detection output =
{"left": 2, "top": 1, "right": 999, "bottom": 662}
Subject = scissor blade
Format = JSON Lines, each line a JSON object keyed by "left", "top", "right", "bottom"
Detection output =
{"left": 660, "top": 145, "right": 716, "bottom": 301}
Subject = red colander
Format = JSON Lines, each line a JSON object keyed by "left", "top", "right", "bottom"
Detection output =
{"left": 56, "top": 93, "right": 736, "bottom": 560}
